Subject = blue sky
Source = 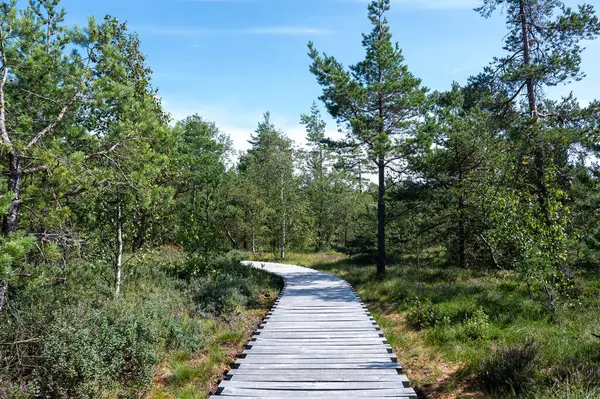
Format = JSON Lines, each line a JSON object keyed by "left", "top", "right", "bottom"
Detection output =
{"left": 57, "top": 0, "right": 600, "bottom": 151}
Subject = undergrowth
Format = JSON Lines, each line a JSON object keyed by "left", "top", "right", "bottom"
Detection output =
{"left": 0, "top": 248, "right": 281, "bottom": 399}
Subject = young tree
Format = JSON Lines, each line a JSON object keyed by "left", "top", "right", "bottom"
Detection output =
{"left": 243, "top": 113, "right": 296, "bottom": 258}
{"left": 0, "top": 1, "right": 98, "bottom": 235}
{"left": 172, "top": 115, "right": 231, "bottom": 264}
{"left": 301, "top": 103, "right": 338, "bottom": 251}
{"left": 308, "top": 0, "right": 427, "bottom": 275}
{"left": 75, "top": 19, "right": 174, "bottom": 298}
{"left": 408, "top": 84, "right": 503, "bottom": 269}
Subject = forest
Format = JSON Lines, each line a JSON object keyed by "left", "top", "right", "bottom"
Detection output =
{"left": 1, "top": 0, "right": 600, "bottom": 398}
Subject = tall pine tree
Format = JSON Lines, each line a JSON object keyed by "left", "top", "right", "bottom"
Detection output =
{"left": 308, "top": 0, "right": 427, "bottom": 275}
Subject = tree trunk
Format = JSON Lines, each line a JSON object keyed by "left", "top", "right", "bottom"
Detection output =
{"left": 316, "top": 147, "right": 325, "bottom": 252}
{"left": 458, "top": 167, "right": 466, "bottom": 269}
{"left": 251, "top": 212, "right": 257, "bottom": 255}
{"left": 115, "top": 201, "right": 124, "bottom": 299}
{"left": 281, "top": 181, "right": 286, "bottom": 260}
{"left": 519, "top": 0, "right": 537, "bottom": 119}
{"left": 377, "top": 158, "right": 386, "bottom": 277}
{"left": 2, "top": 152, "right": 22, "bottom": 235}
{"left": 519, "top": 0, "right": 550, "bottom": 222}
{"left": 0, "top": 281, "right": 7, "bottom": 312}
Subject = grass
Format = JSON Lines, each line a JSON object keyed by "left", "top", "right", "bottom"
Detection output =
{"left": 254, "top": 251, "right": 600, "bottom": 399}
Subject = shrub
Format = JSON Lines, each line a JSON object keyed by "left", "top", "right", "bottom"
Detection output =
{"left": 0, "top": 378, "right": 34, "bottom": 399}
{"left": 405, "top": 297, "right": 447, "bottom": 330}
{"left": 476, "top": 340, "right": 538, "bottom": 397}
{"left": 459, "top": 307, "right": 491, "bottom": 340}
{"left": 224, "top": 249, "right": 249, "bottom": 262}
{"left": 189, "top": 256, "right": 280, "bottom": 315}
{"left": 0, "top": 258, "right": 206, "bottom": 398}
{"left": 32, "top": 303, "right": 159, "bottom": 398}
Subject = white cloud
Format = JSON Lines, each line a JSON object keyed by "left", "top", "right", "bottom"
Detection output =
{"left": 161, "top": 98, "right": 342, "bottom": 154}
{"left": 351, "top": 0, "right": 480, "bottom": 9}
{"left": 136, "top": 25, "right": 334, "bottom": 37}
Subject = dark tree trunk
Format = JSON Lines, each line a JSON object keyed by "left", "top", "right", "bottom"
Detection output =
{"left": 458, "top": 166, "right": 466, "bottom": 269}
{"left": 519, "top": 0, "right": 537, "bottom": 119}
{"left": 3, "top": 152, "right": 22, "bottom": 235}
{"left": 281, "top": 177, "right": 286, "bottom": 260}
{"left": 519, "top": 0, "right": 549, "bottom": 222}
{"left": 377, "top": 158, "right": 386, "bottom": 277}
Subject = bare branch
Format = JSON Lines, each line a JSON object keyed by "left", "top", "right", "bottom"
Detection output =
{"left": 23, "top": 165, "right": 49, "bottom": 174}
{"left": 24, "top": 94, "right": 78, "bottom": 151}
{"left": 84, "top": 142, "right": 121, "bottom": 160}
{"left": 0, "top": 26, "right": 14, "bottom": 151}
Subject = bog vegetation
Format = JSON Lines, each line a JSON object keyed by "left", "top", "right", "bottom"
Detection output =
{"left": 1, "top": 0, "right": 600, "bottom": 398}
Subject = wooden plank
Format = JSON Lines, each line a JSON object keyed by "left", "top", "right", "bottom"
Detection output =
{"left": 226, "top": 369, "right": 402, "bottom": 376}
{"left": 211, "top": 396, "right": 412, "bottom": 399}
{"left": 227, "top": 375, "right": 409, "bottom": 385}
{"left": 237, "top": 358, "right": 396, "bottom": 365}
{"left": 255, "top": 332, "right": 383, "bottom": 338}
{"left": 250, "top": 338, "right": 386, "bottom": 344}
{"left": 219, "top": 381, "right": 409, "bottom": 390}
{"left": 235, "top": 363, "right": 403, "bottom": 369}
{"left": 243, "top": 349, "right": 393, "bottom": 355}
{"left": 241, "top": 353, "right": 395, "bottom": 359}
{"left": 215, "top": 388, "right": 416, "bottom": 397}
{"left": 260, "top": 322, "right": 377, "bottom": 329}
{"left": 244, "top": 345, "right": 393, "bottom": 351}
{"left": 258, "top": 326, "right": 379, "bottom": 331}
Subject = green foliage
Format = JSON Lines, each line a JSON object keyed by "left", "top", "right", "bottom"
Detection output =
{"left": 189, "top": 255, "right": 282, "bottom": 316}
{"left": 459, "top": 307, "right": 491, "bottom": 340}
{"left": 172, "top": 115, "right": 232, "bottom": 260}
{"left": 405, "top": 297, "right": 447, "bottom": 330}
{"left": 33, "top": 302, "right": 159, "bottom": 398}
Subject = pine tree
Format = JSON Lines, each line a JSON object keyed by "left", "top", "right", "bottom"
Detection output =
{"left": 308, "top": 0, "right": 427, "bottom": 276}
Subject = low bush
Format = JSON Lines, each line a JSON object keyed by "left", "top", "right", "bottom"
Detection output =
{"left": 476, "top": 339, "right": 538, "bottom": 397}
{"left": 459, "top": 307, "right": 491, "bottom": 340}
{"left": 405, "top": 297, "right": 447, "bottom": 330}
{"left": 31, "top": 302, "right": 159, "bottom": 398}
{"left": 189, "top": 255, "right": 282, "bottom": 316}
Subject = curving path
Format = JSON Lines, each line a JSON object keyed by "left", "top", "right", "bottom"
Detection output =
{"left": 211, "top": 261, "right": 416, "bottom": 398}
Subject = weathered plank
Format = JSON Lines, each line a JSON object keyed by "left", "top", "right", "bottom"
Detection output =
{"left": 219, "top": 381, "right": 409, "bottom": 390}
{"left": 225, "top": 369, "right": 402, "bottom": 376}
{"left": 215, "top": 388, "right": 415, "bottom": 397}
{"left": 235, "top": 363, "right": 404, "bottom": 370}
{"left": 211, "top": 396, "right": 412, "bottom": 399}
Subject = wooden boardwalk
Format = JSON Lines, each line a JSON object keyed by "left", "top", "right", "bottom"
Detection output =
{"left": 211, "top": 261, "right": 416, "bottom": 398}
